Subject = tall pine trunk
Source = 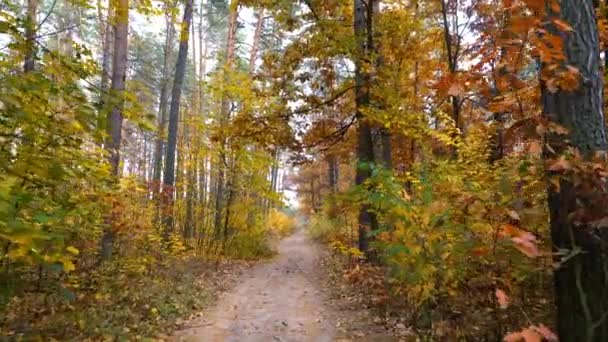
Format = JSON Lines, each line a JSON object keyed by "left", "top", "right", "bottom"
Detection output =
{"left": 542, "top": 1, "right": 608, "bottom": 340}
{"left": 101, "top": 0, "right": 129, "bottom": 260}
{"left": 183, "top": 12, "right": 200, "bottom": 240}
{"left": 213, "top": 0, "right": 238, "bottom": 239}
{"left": 153, "top": 8, "right": 176, "bottom": 199}
{"left": 249, "top": 9, "right": 264, "bottom": 74}
{"left": 163, "top": 0, "right": 194, "bottom": 237}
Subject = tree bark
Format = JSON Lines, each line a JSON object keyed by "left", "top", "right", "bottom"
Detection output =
{"left": 100, "top": 0, "right": 129, "bottom": 260}
{"left": 213, "top": 0, "right": 239, "bottom": 238}
{"left": 163, "top": 0, "right": 194, "bottom": 237}
{"left": 153, "top": 8, "right": 176, "bottom": 198}
{"left": 542, "top": 1, "right": 608, "bottom": 340}
{"left": 184, "top": 10, "right": 199, "bottom": 240}
{"left": 23, "top": 0, "right": 38, "bottom": 72}
{"left": 328, "top": 154, "right": 338, "bottom": 193}
{"left": 99, "top": 0, "right": 112, "bottom": 100}
{"left": 439, "top": 0, "right": 461, "bottom": 149}
{"left": 354, "top": 0, "right": 378, "bottom": 257}
{"left": 249, "top": 9, "right": 264, "bottom": 74}
{"left": 371, "top": 0, "right": 392, "bottom": 169}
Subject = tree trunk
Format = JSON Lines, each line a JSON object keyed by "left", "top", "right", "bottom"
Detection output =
{"left": 371, "top": 0, "right": 391, "bottom": 169}
{"left": 23, "top": 0, "right": 38, "bottom": 72}
{"left": 439, "top": 0, "right": 461, "bottom": 150}
{"left": 249, "top": 9, "right": 264, "bottom": 74}
{"left": 101, "top": 0, "right": 129, "bottom": 260}
{"left": 213, "top": 0, "right": 239, "bottom": 238}
{"left": 153, "top": 8, "right": 176, "bottom": 198}
{"left": 245, "top": 9, "right": 265, "bottom": 226}
{"left": 184, "top": 7, "right": 199, "bottom": 240}
{"left": 99, "top": 0, "right": 112, "bottom": 99}
{"left": 198, "top": 0, "right": 208, "bottom": 239}
{"left": 265, "top": 149, "right": 279, "bottom": 217}
{"left": 354, "top": 0, "right": 378, "bottom": 257}
{"left": 542, "top": 1, "right": 608, "bottom": 340}
{"left": 199, "top": 0, "right": 208, "bottom": 114}
{"left": 163, "top": 0, "right": 194, "bottom": 237}
{"left": 328, "top": 154, "right": 338, "bottom": 192}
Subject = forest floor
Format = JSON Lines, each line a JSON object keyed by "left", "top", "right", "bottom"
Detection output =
{"left": 170, "top": 229, "right": 401, "bottom": 342}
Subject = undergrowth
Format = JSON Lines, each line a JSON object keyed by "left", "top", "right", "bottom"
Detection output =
{"left": 1, "top": 256, "right": 215, "bottom": 340}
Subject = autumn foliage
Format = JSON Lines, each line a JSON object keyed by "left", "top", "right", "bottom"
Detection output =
{"left": 2, "top": 0, "right": 608, "bottom": 340}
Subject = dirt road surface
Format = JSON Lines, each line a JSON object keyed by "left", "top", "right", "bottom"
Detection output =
{"left": 172, "top": 229, "right": 336, "bottom": 342}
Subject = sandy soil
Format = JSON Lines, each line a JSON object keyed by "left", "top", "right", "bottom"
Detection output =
{"left": 171, "top": 230, "right": 336, "bottom": 342}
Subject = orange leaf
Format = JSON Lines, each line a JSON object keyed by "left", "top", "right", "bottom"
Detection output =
{"left": 548, "top": 157, "right": 571, "bottom": 172}
{"left": 448, "top": 83, "right": 464, "bottom": 97}
{"left": 552, "top": 19, "right": 573, "bottom": 32}
{"left": 500, "top": 223, "right": 520, "bottom": 238}
{"left": 520, "top": 328, "right": 543, "bottom": 342}
{"left": 471, "top": 246, "right": 490, "bottom": 257}
{"left": 512, "top": 234, "right": 540, "bottom": 258}
{"left": 528, "top": 141, "right": 543, "bottom": 156}
{"left": 504, "top": 331, "right": 523, "bottom": 342}
{"left": 533, "top": 324, "right": 558, "bottom": 341}
{"left": 504, "top": 327, "right": 544, "bottom": 342}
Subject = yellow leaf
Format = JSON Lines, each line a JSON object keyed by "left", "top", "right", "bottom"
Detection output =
{"left": 62, "top": 259, "right": 75, "bottom": 272}
{"left": 66, "top": 246, "right": 79, "bottom": 255}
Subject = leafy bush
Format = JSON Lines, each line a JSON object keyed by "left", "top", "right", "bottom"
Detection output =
{"left": 224, "top": 225, "right": 275, "bottom": 260}
{"left": 266, "top": 209, "right": 296, "bottom": 236}
{"left": 321, "top": 126, "right": 554, "bottom": 339}
{"left": 307, "top": 215, "right": 339, "bottom": 242}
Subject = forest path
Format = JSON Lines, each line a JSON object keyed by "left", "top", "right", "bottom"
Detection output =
{"left": 171, "top": 229, "right": 336, "bottom": 342}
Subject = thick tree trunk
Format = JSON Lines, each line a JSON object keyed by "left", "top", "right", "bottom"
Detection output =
{"left": 105, "top": 0, "right": 128, "bottom": 176}
{"left": 163, "top": 0, "right": 194, "bottom": 237}
{"left": 100, "top": 0, "right": 129, "bottom": 260}
{"left": 371, "top": 0, "right": 392, "bottom": 169}
{"left": 542, "top": 1, "right": 608, "bottom": 340}
{"left": 354, "top": 0, "right": 378, "bottom": 257}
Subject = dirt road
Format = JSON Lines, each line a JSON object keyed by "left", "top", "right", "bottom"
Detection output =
{"left": 172, "top": 230, "right": 335, "bottom": 342}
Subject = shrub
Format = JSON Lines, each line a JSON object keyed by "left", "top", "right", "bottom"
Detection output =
{"left": 223, "top": 225, "right": 275, "bottom": 260}
{"left": 266, "top": 209, "right": 296, "bottom": 237}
